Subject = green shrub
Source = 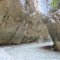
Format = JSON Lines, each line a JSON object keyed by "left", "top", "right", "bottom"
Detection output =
{"left": 50, "top": 0, "right": 58, "bottom": 8}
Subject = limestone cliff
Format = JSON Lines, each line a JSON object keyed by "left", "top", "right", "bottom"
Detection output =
{"left": 0, "top": 0, "right": 51, "bottom": 45}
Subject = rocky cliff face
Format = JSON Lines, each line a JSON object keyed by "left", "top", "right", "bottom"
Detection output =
{"left": 20, "top": 0, "right": 36, "bottom": 14}
{"left": 43, "top": 9, "right": 60, "bottom": 51}
{"left": 0, "top": 0, "right": 51, "bottom": 45}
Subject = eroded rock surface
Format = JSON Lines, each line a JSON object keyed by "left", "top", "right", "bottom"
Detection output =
{"left": 43, "top": 9, "right": 60, "bottom": 51}
{"left": 0, "top": 0, "right": 51, "bottom": 45}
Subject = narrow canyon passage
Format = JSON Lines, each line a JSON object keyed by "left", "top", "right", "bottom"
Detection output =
{"left": 0, "top": 0, "right": 60, "bottom": 60}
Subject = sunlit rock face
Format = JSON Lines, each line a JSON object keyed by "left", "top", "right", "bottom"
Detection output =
{"left": 0, "top": 0, "right": 51, "bottom": 45}
{"left": 0, "top": 0, "right": 23, "bottom": 45}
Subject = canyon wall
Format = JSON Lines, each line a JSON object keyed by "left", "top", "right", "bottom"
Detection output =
{"left": 43, "top": 9, "right": 60, "bottom": 51}
{"left": 0, "top": 0, "right": 51, "bottom": 45}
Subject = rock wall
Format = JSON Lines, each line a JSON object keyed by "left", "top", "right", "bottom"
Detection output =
{"left": 43, "top": 9, "right": 60, "bottom": 51}
{"left": 0, "top": 0, "right": 51, "bottom": 45}
{"left": 20, "top": 0, "right": 36, "bottom": 14}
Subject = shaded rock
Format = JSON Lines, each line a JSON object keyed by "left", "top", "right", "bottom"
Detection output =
{"left": 43, "top": 9, "right": 60, "bottom": 51}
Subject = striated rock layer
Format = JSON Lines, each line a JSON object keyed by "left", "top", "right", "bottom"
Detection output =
{"left": 0, "top": 0, "right": 51, "bottom": 45}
